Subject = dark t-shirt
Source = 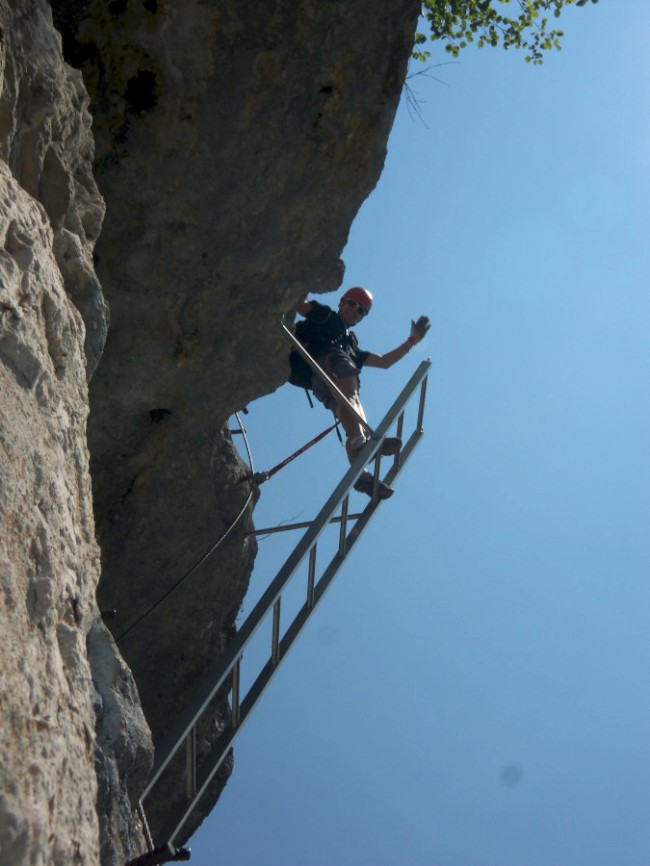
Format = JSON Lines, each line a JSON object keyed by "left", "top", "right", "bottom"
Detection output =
{"left": 304, "top": 301, "right": 370, "bottom": 369}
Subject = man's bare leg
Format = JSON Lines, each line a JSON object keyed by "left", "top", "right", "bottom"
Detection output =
{"left": 331, "top": 374, "right": 368, "bottom": 462}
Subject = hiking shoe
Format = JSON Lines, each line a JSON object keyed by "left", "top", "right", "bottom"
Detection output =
{"left": 353, "top": 470, "right": 394, "bottom": 500}
{"left": 380, "top": 437, "right": 402, "bottom": 456}
{"left": 350, "top": 437, "right": 402, "bottom": 461}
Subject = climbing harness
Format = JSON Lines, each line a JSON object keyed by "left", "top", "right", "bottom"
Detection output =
{"left": 244, "top": 421, "right": 341, "bottom": 486}
{"left": 281, "top": 318, "right": 374, "bottom": 437}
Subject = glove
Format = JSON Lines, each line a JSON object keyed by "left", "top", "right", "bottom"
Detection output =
{"left": 409, "top": 315, "right": 430, "bottom": 344}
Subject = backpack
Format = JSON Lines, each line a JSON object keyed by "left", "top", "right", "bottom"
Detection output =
{"left": 288, "top": 314, "right": 362, "bottom": 385}
{"left": 288, "top": 319, "right": 320, "bottom": 390}
{"left": 287, "top": 316, "right": 346, "bottom": 441}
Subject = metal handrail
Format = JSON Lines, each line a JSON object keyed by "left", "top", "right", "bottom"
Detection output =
{"left": 138, "top": 357, "right": 431, "bottom": 847}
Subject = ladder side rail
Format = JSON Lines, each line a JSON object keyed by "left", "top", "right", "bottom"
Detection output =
{"left": 142, "top": 442, "right": 375, "bottom": 800}
{"left": 416, "top": 372, "right": 428, "bottom": 433}
{"left": 141, "top": 360, "right": 431, "bottom": 807}
{"left": 312, "top": 424, "right": 426, "bottom": 607}
{"left": 159, "top": 541, "right": 346, "bottom": 850}
{"left": 369, "top": 361, "right": 430, "bottom": 443}
{"left": 383, "top": 429, "right": 425, "bottom": 488}
{"left": 157, "top": 416, "right": 427, "bottom": 846}
{"left": 341, "top": 431, "right": 425, "bottom": 558}
{"left": 142, "top": 458, "right": 363, "bottom": 798}
{"left": 158, "top": 629, "right": 298, "bottom": 848}
{"left": 159, "top": 547, "right": 352, "bottom": 844}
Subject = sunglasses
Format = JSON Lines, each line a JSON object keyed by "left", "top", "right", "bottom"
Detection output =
{"left": 345, "top": 299, "right": 367, "bottom": 316}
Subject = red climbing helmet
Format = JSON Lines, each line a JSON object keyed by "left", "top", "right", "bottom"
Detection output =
{"left": 342, "top": 286, "right": 373, "bottom": 314}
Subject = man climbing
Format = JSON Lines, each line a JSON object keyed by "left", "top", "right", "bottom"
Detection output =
{"left": 295, "top": 287, "right": 430, "bottom": 499}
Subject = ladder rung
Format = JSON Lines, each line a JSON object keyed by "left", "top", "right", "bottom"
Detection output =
{"left": 307, "top": 545, "right": 317, "bottom": 609}
{"left": 338, "top": 495, "right": 349, "bottom": 557}
{"left": 231, "top": 658, "right": 241, "bottom": 729}
{"left": 271, "top": 599, "right": 281, "bottom": 666}
{"left": 186, "top": 727, "right": 196, "bottom": 799}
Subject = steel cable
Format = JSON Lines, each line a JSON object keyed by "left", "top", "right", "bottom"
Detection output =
{"left": 115, "top": 413, "right": 255, "bottom": 644}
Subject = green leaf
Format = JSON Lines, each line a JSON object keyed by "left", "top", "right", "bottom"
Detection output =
{"left": 415, "top": 0, "right": 596, "bottom": 64}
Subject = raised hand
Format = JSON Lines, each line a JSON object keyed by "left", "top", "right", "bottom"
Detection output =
{"left": 410, "top": 315, "right": 430, "bottom": 343}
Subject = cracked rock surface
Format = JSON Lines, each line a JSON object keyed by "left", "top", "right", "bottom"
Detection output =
{"left": 0, "top": 164, "right": 101, "bottom": 866}
{"left": 0, "top": 4, "right": 150, "bottom": 865}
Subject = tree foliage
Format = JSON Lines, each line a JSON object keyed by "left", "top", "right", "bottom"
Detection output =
{"left": 415, "top": 0, "right": 599, "bottom": 65}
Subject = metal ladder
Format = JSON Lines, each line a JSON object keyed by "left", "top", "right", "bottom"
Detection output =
{"left": 137, "top": 357, "right": 431, "bottom": 849}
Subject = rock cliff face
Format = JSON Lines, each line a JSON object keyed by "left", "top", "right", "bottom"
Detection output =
{"left": 1, "top": 1, "right": 418, "bottom": 863}
{"left": 0, "top": 4, "right": 151, "bottom": 866}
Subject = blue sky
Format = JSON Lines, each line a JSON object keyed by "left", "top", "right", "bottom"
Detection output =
{"left": 189, "top": 3, "right": 650, "bottom": 864}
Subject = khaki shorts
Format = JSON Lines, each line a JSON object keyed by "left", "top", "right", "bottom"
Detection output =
{"left": 311, "top": 349, "right": 360, "bottom": 411}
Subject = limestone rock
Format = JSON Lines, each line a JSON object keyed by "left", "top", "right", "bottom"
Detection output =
{"left": 0, "top": 4, "right": 149, "bottom": 864}
{"left": 0, "top": 0, "right": 107, "bottom": 379}
{"left": 87, "top": 620, "right": 153, "bottom": 866}
{"left": 0, "top": 158, "right": 100, "bottom": 866}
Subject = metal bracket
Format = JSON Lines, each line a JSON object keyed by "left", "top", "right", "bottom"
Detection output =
{"left": 125, "top": 843, "right": 191, "bottom": 866}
